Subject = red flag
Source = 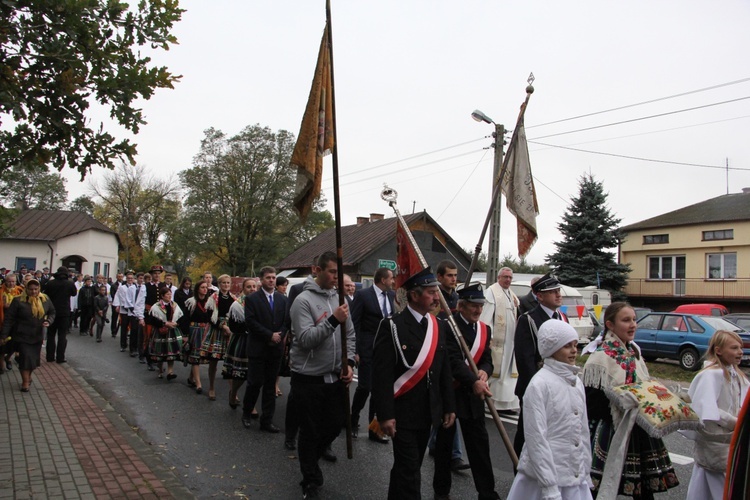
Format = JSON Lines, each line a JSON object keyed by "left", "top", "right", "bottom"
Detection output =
{"left": 291, "top": 24, "right": 334, "bottom": 222}
{"left": 395, "top": 219, "right": 423, "bottom": 310}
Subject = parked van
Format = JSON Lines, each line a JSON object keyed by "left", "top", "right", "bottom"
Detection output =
{"left": 511, "top": 281, "right": 595, "bottom": 345}
{"left": 673, "top": 303, "right": 729, "bottom": 316}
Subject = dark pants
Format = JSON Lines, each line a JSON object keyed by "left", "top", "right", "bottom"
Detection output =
{"left": 434, "top": 416, "right": 498, "bottom": 499}
{"left": 127, "top": 316, "right": 141, "bottom": 354}
{"left": 242, "top": 351, "right": 282, "bottom": 425}
{"left": 46, "top": 317, "right": 70, "bottom": 362}
{"left": 119, "top": 313, "right": 131, "bottom": 349}
{"left": 291, "top": 373, "right": 345, "bottom": 489}
{"left": 95, "top": 311, "right": 106, "bottom": 340}
{"left": 389, "top": 426, "right": 430, "bottom": 500}
{"left": 79, "top": 307, "right": 94, "bottom": 334}
{"left": 513, "top": 401, "right": 525, "bottom": 462}
{"left": 110, "top": 307, "right": 120, "bottom": 336}
{"left": 350, "top": 354, "right": 374, "bottom": 426}
{"left": 285, "top": 383, "right": 299, "bottom": 442}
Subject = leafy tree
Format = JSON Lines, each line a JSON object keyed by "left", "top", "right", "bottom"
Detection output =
{"left": 180, "top": 124, "right": 334, "bottom": 276}
{"left": 89, "top": 162, "right": 180, "bottom": 270}
{"left": 0, "top": 1, "right": 183, "bottom": 178}
{"left": 498, "top": 253, "right": 549, "bottom": 275}
{"left": 68, "top": 195, "right": 96, "bottom": 216}
{"left": 0, "top": 165, "right": 67, "bottom": 210}
{"left": 546, "top": 174, "right": 630, "bottom": 293}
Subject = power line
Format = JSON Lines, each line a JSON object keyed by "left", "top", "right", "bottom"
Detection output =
{"left": 528, "top": 140, "right": 750, "bottom": 171}
{"left": 529, "top": 96, "right": 750, "bottom": 141}
{"left": 436, "top": 149, "right": 489, "bottom": 220}
{"left": 527, "top": 77, "right": 750, "bottom": 129}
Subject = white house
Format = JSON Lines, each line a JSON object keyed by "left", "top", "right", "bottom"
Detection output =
{"left": 1, "top": 210, "right": 120, "bottom": 278}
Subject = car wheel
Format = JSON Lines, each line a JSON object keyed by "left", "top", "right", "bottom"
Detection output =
{"left": 679, "top": 347, "right": 701, "bottom": 371}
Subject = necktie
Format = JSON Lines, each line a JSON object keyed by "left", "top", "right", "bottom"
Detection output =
{"left": 268, "top": 293, "right": 274, "bottom": 312}
{"left": 420, "top": 317, "right": 428, "bottom": 331}
{"left": 553, "top": 311, "right": 560, "bottom": 320}
{"left": 381, "top": 291, "right": 389, "bottom": 317}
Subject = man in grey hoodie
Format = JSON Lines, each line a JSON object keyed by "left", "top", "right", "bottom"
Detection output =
{"left": 289, "top": 251, "right": 355, "bottom": 499}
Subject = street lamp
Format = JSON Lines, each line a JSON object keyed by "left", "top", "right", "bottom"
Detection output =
{"left": 472, "top": 109, "right": 505, "bottom": 287}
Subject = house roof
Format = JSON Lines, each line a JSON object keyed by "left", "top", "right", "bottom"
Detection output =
{"left": 276, "top": 211, "right": 471, "bottom": 270}
{"left": 4, "top": 210, "right": 118, "bottom": 241}
{"left": 620, "top": 191, "right": 750, "bottom": 232}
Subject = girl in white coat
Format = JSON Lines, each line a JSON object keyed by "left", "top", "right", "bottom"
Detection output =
{"left": 686, "top": 329, "right": 749, "bottom": 500}
{"left": 507, "top": 320, "right": 593, "bottom": 500}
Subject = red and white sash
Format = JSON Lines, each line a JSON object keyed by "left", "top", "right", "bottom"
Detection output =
{"left": 393, "top": 314, "right": 439, "bottom": 398}
{"left": 466, "top": 321, "right": 488, "bottom": 367}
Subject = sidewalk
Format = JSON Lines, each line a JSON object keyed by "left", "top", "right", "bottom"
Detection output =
{"left": 0, "top": 358, "right": 194, "bottom": 499}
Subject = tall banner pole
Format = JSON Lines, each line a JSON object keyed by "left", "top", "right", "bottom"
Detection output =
{"left": 325, "top": 0, "right": 353, "bottom": 460}
{"left": 381, "top": 186, "right": 519, "bottom": 468}
{"left": 463, "top": 81, "right": 534, "bottom": 289}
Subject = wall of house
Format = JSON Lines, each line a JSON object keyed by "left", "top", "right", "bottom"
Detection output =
{"left": 620, "top": 221, "right": 750, "bottom": 302}
{"left": 0, "top": 240, "right": 54, "bottom": 271}
{"left": 54, "top": 231, "right": 119, "bottom": 279}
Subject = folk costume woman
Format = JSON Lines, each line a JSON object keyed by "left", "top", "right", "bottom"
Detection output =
{"left": 0, "top": 279, "right": 55, "bottom": 391}
{"left": 222, "top": 278, "right": 255, "bottom": 409}
{"left": 184, "top": 280, "right": 214, "bottom": 394}
{"left": 685, "top": 330, "right": 750, "bottom": 500}
{"left": 581, "top": 302, "right": 678, "bottom": 499}
{"left": 200, "top": 275, "right": 244, "bottom": 401}
{"left": 148, "top": 286, "right": 184, "bottom": 380}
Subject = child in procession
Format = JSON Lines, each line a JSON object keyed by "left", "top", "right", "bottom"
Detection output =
{"left": 685, "top": 330, "right": 749, "bottom": 500}
{"left": 507, "top": 319, "right": 593, "bottom": 500}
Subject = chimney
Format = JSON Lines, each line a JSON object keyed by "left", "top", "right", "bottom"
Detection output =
{"left": 370, "top": 213, "right": 384, "bottom": 222}
{"left": 356, "top": 216, "right": 369, "bottom": 226}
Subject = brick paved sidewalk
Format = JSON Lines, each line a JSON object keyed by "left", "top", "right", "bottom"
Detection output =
{"left": 0, "top": 358, "right": 193, "bottom": 499}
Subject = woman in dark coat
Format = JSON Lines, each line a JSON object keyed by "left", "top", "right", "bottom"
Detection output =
{"left": 1, "top": 279, "right": 55, "bottom": 391}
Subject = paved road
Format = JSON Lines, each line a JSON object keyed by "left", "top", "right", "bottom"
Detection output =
{"left": 64, "top": 327, "right": 696, "bottom": 499}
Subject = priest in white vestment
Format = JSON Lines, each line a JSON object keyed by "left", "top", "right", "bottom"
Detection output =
{"left": 479, "top": 267, "right": 520, "bottom": 411}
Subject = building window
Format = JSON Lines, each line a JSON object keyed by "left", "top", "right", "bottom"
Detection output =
{"left": 103, "top": 263, "right": 110, "bottom": 279}
{"left": 643, "top": 234, "right": 669, "bottom": 245}
{"left": 93, "top": 262, "right": 101, "bottom": 277}
{"left": 707, "top": 253, "right": 737, "bottom": 279}
{"left": 703, "top": 229, "right": 734, "bottom": 241}
{"left": 648, "top": 255, "right": 686, "bottom": 279}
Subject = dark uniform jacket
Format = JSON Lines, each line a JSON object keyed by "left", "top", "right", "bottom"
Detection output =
{"left": 245, "top": 289, "right": 288, "bottom": 357}
{"left": 372, "top": 308, "right": 455, "bottom": 430}
{"left": 43, "top": 277, "right": 77, "bottom": 318}
{"left": 518, "top": 290, "right": 537, "bottom": 316}
{"left": 514, "top": 305, "right": 567, "bottom": 399}
{"left": 351, "top": 285, "right": 395, "bottom": 358}
{"left": 447, "top": 312, "right": 493, "bottom": 420}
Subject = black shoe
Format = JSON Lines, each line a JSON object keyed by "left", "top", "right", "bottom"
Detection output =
{"left": 6, "top": 360, "right": 12, "bottom": 371}
{"left": 147, "top": 365, "right": 155, "bottom": 372}
{"left": 322, "top": 446, "right": 337, "bottom": 462}
{"left": 302, "top": 484, "right": 319, "bottom": 499}
{"left": 166, "top": 373, "right": 177, "bottom": 381}
{"left": 96, "top": 338, "right": 102, "bottom": 343}
{"left": 242, "top": 418, "right": 254, "bottom": 429}
{"left": 351, "top": 426, "right": 359, "bottom": 438}
{"left": 368, "top": 430, "right": 389, "bottom": 444}
{"left": 56, "top": 360, "right": 66, "bottom": 364}
{"left": 46, "top": 358, "right": 55, "bottom": 363}
{"left": 139, "top": 357, "right": 146, "bottom": 364}
{"left": 250, "top": 412, "right": 259, "bottom": 420}
{"left": 120, "top": 348, "right": 126, "bottom": 352}
{"left": 450, "top": 458, "right": 470, "bottom": 472}
{"left": 260, "top": 423, "right": 280, "bottom": 434}
{"left": 187, "top": 378, "right": 196, "bottom": 387}
{"left": 284, "top": 439, "right": 296, "bottom": 451}
{"left": 130, "top": 352, "right": 137, "bottom": 357}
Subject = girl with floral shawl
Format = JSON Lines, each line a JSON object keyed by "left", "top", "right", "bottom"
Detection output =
{"left": 581, "top": 302, "right": 678, "bottom": 499}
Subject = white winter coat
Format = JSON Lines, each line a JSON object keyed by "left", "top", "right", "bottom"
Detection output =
{"left": 514, "top": 358, "right": 593, "bottom": 499}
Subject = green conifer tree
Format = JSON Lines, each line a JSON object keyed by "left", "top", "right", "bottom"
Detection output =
{"left": 546, "top": 174, "right": 630, "bottom": 294}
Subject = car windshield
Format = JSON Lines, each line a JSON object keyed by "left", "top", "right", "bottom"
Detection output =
{"left": 702, "top": 316, "right": 746, "bottom": 333}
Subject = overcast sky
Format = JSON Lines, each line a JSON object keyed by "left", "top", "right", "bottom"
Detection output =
{"left": 65, "top": 0, "right": 750, "bottom": 265}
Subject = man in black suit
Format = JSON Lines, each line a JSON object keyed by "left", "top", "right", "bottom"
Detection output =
{"left": 242, "top": 266, "right": 288, "bottom": 432}
{"left": 350, "top": 267, "right": 395, "bottom": 441}
{"left": 372, "top": 267, "right": 456, "bottom": 500}
{"left": 434, "top": 283, "right": 500, "bottom": 500}
{"left": 517, "top": 276, "right": 541, "bottom": 316}
{"left": 512, "top": 273, "right": 568, "bottom": 458}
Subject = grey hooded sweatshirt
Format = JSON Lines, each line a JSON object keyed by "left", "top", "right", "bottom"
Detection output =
{"left": 289, "top": 278, "right": 355, "bottom": 383}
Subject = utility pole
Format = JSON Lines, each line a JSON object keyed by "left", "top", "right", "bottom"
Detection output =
{"left": 486, "top": 123, "right": 505, "bottom": 286}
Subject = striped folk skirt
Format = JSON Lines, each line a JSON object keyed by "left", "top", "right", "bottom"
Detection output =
{"left": 222, "top": 331, "right": 249, "bottom": 379}
{"left": 149, "top": 326, "right": 183, "bottom": 362}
